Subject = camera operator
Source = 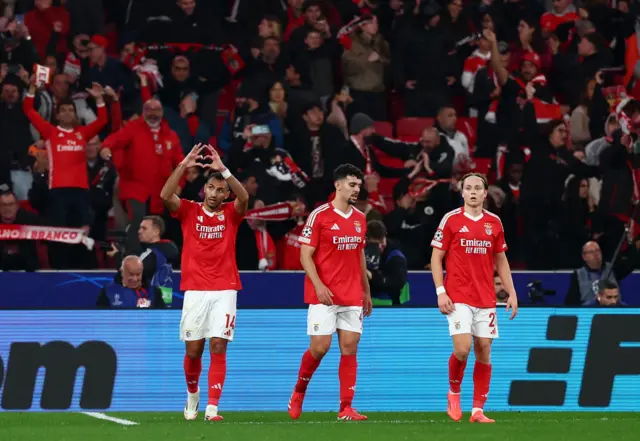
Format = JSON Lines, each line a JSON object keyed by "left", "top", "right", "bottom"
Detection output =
{"left": 365, "top": 220, "right": 409, "bottom": 305}
{"left": 108, "top": 215, "right": 178, "bottom": 295}
{"left": 564, "top": 240, "right": 636, "bottom": 305}
{"left": 97, "top": 255, "right": 166, "bottom": 308}
{"left": 584, "top": 279, "right": 627, "bottom": 307}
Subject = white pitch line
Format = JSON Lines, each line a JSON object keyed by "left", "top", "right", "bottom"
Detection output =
{"left": 80, "top": 412, "right": 139, "bottom": 426}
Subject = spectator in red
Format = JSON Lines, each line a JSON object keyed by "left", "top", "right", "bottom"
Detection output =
{"left": 509, "top": 16, "right": 551, "bottom": 74}
{"left": 100, "top": 98, "right": 184, "bottom": 252}
{"left": 24, "top": 0, "right": 70, "bottom": 61}
{"left": 0, "top": 190, "right": 41, "bottom": 271}
{"left": 23, "top": 80, "right": 107, "bottom": 268}
{"left": 276, "top": 195, "right": 308, "bottom": 270}
{"left": 540, "top": 0, "right": 579, "bottom": 33}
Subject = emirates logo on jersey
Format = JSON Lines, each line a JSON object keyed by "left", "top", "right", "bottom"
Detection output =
{"left": 196, "top": 223, "right": 225, "bottom": 239}
{"left": 332, "top": 235, "right": 362, "bottom": 251}
{"left": 460, "top": 238, "right": 492, "bottom": 255}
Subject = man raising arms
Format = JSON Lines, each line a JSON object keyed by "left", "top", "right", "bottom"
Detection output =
{"left": 288, "top": 164, "right": 373, "bottom": 421}
{"left": 430, "top": 173, "right": 518, "bottom": 423}
{"left": 161, "top": 144, "right": 249, "bottom": 422}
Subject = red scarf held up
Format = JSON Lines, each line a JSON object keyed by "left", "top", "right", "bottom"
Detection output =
{"left": 255, "top": 229, "right": 276, "bottom": 270}
{"left": 485, "top": 73, "right": 561, "bottom": 124}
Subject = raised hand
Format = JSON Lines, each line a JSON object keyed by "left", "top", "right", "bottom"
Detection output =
{"left": 86, "top": 82, "right": 105, "bottom": 103}
{"left": 202, "top": 145, "right": 227, "bottom": 171}
{"left": 104, "top": 86, "right": 119, "bottom": 102}
{"left": 181, "top": 143, "right": 209, "bottom": 168}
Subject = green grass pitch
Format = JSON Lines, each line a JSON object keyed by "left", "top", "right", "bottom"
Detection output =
{"left": 1, "top": 412, "right": 639, "bottom": 441}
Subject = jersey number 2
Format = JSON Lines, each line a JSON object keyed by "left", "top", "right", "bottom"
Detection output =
{"left": 488, "top": 312, "right": 496, "bottom": 328}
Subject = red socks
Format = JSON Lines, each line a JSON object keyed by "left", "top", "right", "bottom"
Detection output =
{"left": 294, "top": 350, "right": 321, "bottom": 393}
{"left": 184, "top": 355, "right": 202, "bottom": 393}
{"left": 472, "top": 361, "right": 492, "bottom": 409}
{"left": 448, "top": 354, "right": 467, "bottom": 394}
{"left": 208, "top": 353, "right": 227, "bottom": 406}
{"left": 339, "top": 354, "right": 357, "bottom": 412}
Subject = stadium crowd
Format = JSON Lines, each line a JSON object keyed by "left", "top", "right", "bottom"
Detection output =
{"left": 1, "top": 0, "right": 640, "bottom": 276}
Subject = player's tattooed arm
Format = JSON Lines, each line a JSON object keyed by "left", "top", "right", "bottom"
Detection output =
{"left": 360, "top": 250, "right": 373, "bottom": 317}
{"left": 494, "top": 252, "right": 518, "bottom": 319}
{"left": 161, "top": 143, "right": 208, "bottom": 212}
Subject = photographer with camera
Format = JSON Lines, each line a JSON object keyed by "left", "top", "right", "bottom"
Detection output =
{"left": 107, "top": 215, "right": 178, "bottom": 304}
{"left": 365, "top": 220, "right": 409, "bottom": 305}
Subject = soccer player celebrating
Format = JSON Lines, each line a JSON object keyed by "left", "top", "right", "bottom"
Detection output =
{"left": 430, "top": 173, "right": 518, "bottom": 423}
{"left": 288, "top": 164, "right": 373, "bottom": 421}
{"left": 160, "top": 144, "right": 249, "bottom": 422}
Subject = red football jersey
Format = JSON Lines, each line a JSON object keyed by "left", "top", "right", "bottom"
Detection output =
{"left": 298, "top": 203, "right": 367, "bottom": 306}
{"left": 24, "top": 94, "right": 108, "bottom": 190}
{"left": 172, "top": 200, "right": 243, "bottom": 291}
{"left": 277, "top": 224, "right": 304, "bottom": 270}
{"left": 540, "top": 11, "right": 579, "bottom": 32}
{"left": 431, "top": 208, "right": 507, "bottom": 308}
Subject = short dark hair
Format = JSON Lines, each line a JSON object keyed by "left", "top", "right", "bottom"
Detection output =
{"left": 306, "top": 28, "right": 322, "bottom": 38}
{"left": 333, "top": 164, "right": 364, "bottom": 182}
{"left": 460, "top": 172, "right": 488, "bottom": 190}
{"left": 208, "top": 172, "right": 226, "bottom": 183}
{"left": 56, "top": 98, "right": 77, "bottom": 114}
{"left": 367, "top": 220, "right": 387, "bottom": 241}
{"left": 143, "top": 215, "right": 165, "bottom": 236}
{"left": 598, "top": 279, "right": 619, "bottom": 293}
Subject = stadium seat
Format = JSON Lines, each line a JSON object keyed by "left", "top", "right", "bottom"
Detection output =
{"left": 397, "top": 134, "right": 420, "bottom": 142}
{"left": 457, "top": 117, "right": 478, "bottom": 153}
{"left": 373, "top": 121, "right": 393, "bottom": 138}
{"left": 396, "top": 117, "right": 434, "bottom": 139}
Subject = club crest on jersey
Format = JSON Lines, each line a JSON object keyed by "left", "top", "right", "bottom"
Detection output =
{"left": 302, "top": 226, "right": 312, "bottom": 238}
{"left": 313, "top": 324, "right": 319, "bottom": 332}
{"left": 454, "top": 321, "right": 461, "bottom": 330}
{"left": 354, "top": 220, "right": 361, "bottom": 233}
{"left": 484, "top": 223, "right": 492, "bottom": 236}
{"left": 166, "top": 141, "right": 172, "bottom": 150}
{"left": 76, "top": 133, "right": 82, "bottom": 140}
{"left": 217, "top": 212, "right": 225, "bottom": 221}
